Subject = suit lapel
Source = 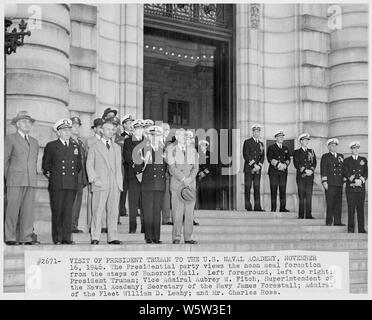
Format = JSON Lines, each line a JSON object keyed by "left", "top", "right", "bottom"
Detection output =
{"left": 15, "top": 132, "right": 30, "bottom": 150}
{"left": 96, "top": 139, "right": 110, "bottom": 168}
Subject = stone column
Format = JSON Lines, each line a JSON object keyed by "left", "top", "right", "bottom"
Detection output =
{"left": 6, "top": 4, "right": 71, "bottom": 239}
{"left": 328, "top": 4, "right": 368, "bottom": 223}
{"left": 97, "top": 4, "right": 143, "bottom": 120}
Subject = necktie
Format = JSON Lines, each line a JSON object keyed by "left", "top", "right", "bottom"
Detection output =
{"left": 106, "top": 141, "right": 110, "bottom": 150}
{"left": 64, "top": 141, "right": 68, "bottom": 148}
{"left": 25, "top": 135, "right": 30, "bottom": 146}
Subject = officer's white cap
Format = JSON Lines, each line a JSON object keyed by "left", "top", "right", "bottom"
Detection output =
{"left": 144, "top": 119, "right": 154, "bottom": 126}
{"left": 122, "top": 114, "right": 133, "bottom": 124}
{"left": 132, "top": 119, "right": 144, "bottom": 128}
{"left": 349, "top": 141, "right": 360, "bottom": 149}
{"left": 148, "top": 125, "right": 163, "bottom": 136}
{"left": 54, "top": 118, "right": 72, "bottom": 131}
{"left": 298, "top": 132, "right": 311, "bottom": 141}
{"left": 198, "top": 139, "right": 209, "bottom": 146}
{"left": 274, "top": 130, "right": 285, "bottom": 138}
{"left": 251, "top": 123, "right": 262, "bottom": 131}
{"left": 327, "top": 138, "right": 339, "bottom": 146}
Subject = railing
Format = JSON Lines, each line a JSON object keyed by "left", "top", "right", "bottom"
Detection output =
{"left": 144, "top": 4, "right": 232, "bottom": 29}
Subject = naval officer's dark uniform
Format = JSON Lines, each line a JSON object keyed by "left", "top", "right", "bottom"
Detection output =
{"left": 42, "top": 138, "right": 82, "bottom": 243}
{"left": 267, "top": 143, "right": 290, "bottom": 211}
{"left": 119, "top": 130, "right": 131, "bottom": 216}
{"left": 141, "top": 145, "right": 167, "bottom": 243}
{"left": 320, "top": 152, "right": 344, "bottom": 225}
{"left": 293, "top": 147, "right": 317, "bottom": 218}
{"left": 123, "top": 135, "right": 144, "bottom": 233}
{"left": 343, "top": 155, "right": 368, "bottom": 233}
{"left": 243, "top": 137, "right": 264, "bottom": 211}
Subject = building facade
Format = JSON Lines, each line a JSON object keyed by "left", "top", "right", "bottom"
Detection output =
{"left": 5, "top": 3, "right": 368, "bottom": 229}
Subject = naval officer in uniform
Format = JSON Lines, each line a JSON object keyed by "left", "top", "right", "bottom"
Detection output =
{"left": 267, "top": 130, "right": 290, "bottom": 212}
{"left": 42, "top": 119, "right": 82, "bottom": 244}
{"left": 243, "top": 123, "right": 265, "bottom": 211}
{"left": 293, "top": 133, "right": 317, "bottom": 219}
{"left": 141, "top": 125, "right": 167, "bottom": 244}
{"left": 320, "top": 138, "right": 345, "bottom": 226}
{"left": 343, "top": 141, "right": 368, "bottom": 233}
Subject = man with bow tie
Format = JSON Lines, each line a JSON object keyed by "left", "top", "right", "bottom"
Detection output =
{"left": 4, "top": 111, "right": 39, "bottom": 245}
{"left": 320, "top": 138, "right": 345, "bottom": 226}
{"left": 293, "top": 133, "right": 317, "bottom": 219}
{"left": 343, "top": 141, "right": 368, "bottom": 233}
{"left": 42, "top": 118, "right": 82, "bottom": 244}
{"left": 267, "top": 130, "right": 291, "bottom": 212}
{"left": 243, "top": 123, "right": 265, "bottom": 212}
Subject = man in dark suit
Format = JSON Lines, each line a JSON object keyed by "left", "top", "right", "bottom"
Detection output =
{"left": 343, "top": 141, "right": 368, "bottom": 233}
{"left": 119, "top": 114, "right": 133, "bottom": 218}
{"left": 320, "top": 138, "right": 345, "bottom": 226}
{"left": 42, "top": 118, "right": 82, "bottom": 244}
{"left": 243, "top": 124, "right": 265, "bottom": 211}
{"left": 123, "top": 119, "right": 145, "bottom": 233}
{"left": 141, "top": 125, "right": 167, "bottom": 244}
{"left": 293, "top": 133, "right": 317, "bottom": 219}
{"left": 267, "top": 130, "right": 290, "bottom": 212}
{"left": 4, "top": 111, "right": 39, "bottom": 245}
{"left": 70, "top": 116, "right": 88, "bottom": 233}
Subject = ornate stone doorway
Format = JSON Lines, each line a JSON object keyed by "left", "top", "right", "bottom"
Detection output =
{"left": 143, "top": 4, "right": 235, "bottom": 210}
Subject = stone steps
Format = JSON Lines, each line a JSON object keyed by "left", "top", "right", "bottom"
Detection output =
{"left": 3, "top": 210, "right": 368, "bottom": 295}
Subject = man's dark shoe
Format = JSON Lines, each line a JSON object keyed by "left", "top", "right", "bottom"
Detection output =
{"left": 109, "top": 240, "right": 122, "bottom": 245}
{"left": 61, "top": 240, "right": 75, "bottom": 245}
{"left": 91, "top": 240, "right": 99, "bottom": 245}
{"left": 193, "top": 220, "right": 199, "bottom": 226}
{"left": 23, "top": 241, "right": 40, "bottom": 245}
{"left": 129, "top": 231, "right": 136, "bottom": 234}
{"left": 146, "top": 239, "right": 153, "bottom": 244}
{"left": 153, "top": 240, "right": 162, "bottom": 244}
{"left": 166, "top": 222, "right": 173, "bottom": 225}
{"left": 173, "top": 240, "right": 180, "bottom": 244}
{"left": 5, "top": 241, "right": 18, "bottom": 246}
{"left": 334, "top": 223, "right": 346, "bottom": 226}
{"left": 255, "top": 208, "right": 265, "bottom": 212}
{"left": 280, "top": 209, "right": 290, "bottom": 212}
{"left": 101, "top": 228, "right": 108, "bottom": 233}
{"left": 359, "top": 230, "right": 367, "bottom": 234}
{"left": 185, "top": 240, "right": 198, "bottom": 244}
{"left": 54, "top": 242, "right": 61, "bottom": 245}
{"left": 72, "top": 229, "right": 84, "bottom": 234}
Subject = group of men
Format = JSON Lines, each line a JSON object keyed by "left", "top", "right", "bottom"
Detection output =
{"left": 4, "top": 109, "right": 205, "bottom": 245}
{"left": 243, "top": 124, "right": 368, "bottom": 233}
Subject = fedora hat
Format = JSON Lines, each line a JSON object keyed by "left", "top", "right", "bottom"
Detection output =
{"left": 177, "top": 185, "right": 196, "bottom": 203}
{"left": 11, "top": 111, "right": 35, "bottom": 125}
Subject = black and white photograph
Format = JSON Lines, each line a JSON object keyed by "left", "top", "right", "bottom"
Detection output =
{"left": 1, "top": 0, "right": 370, "bottom": 303}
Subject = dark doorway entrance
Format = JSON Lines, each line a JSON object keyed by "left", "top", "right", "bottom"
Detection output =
{"left": 144, "top": 4, "right": 235, "bottom": 210}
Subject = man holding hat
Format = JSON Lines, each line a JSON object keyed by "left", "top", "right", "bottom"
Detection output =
{"left": 4, "top": 111, "right": 39, "bottom": 245}
{"left": 70, "top": 117, "right": 88, "bottom": 233}
{"left": 243, "top": 124, "right": 265, "bottom": 212}
{"left": 119, "top": 114, "right": 134, "bottom": 218}
{"left": 267, "top": 130, "right": 291, "bottom": 212}
{"left": 320, "top": 138, "right": 345, "bottom": 226}
{"left": 124, "top": 119, "right": 145, "bottom": 233}
{"left": 86, "top": 119, "right": 123, "bottom": 245}
{"left": 141, "top": 125, "right": 167, "bottom": 243}
{"left": 343, "top": 142, "right": 368, "bottom": 233}
{"left": 42, "top": 118, "right": 82, "bottom": 244}
{"left": 293, "top": 133, "right": 317, "bottom": 219}
{"left": 167, "top": 128, "right": 199, "bottom": 244}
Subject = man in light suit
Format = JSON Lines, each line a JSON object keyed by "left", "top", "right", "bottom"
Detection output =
{"left": 86, "top": 119, "right": 123, "bottom": 245}
{"left": 86, "top": 118, "right": 105, "bottom": 231}
{"left": 167, "top": 128, "right": 199, "bottom": 244}
{"left": 4, "top": 111, "right": 39, "bottom": 245}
